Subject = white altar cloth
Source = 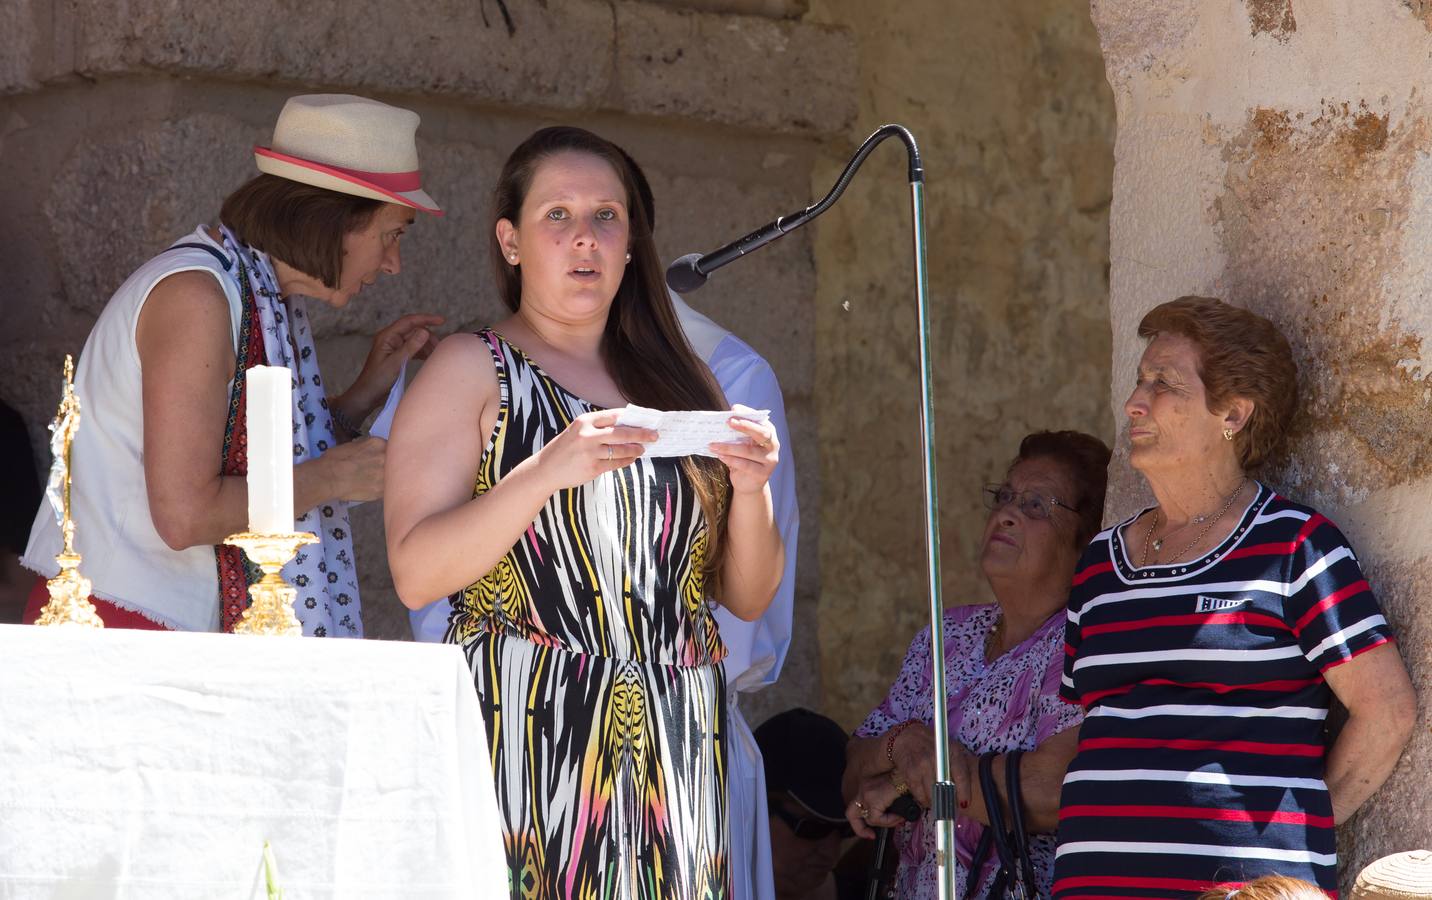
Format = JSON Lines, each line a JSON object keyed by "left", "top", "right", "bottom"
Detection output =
{"left": 0, "top": 625, "right": 506, "bottom": 899}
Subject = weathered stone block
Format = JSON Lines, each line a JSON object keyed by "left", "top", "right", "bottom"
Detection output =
{"left": 59, "top": 0, "right": 854, "bottom": 135}
{"left": 72, "top": 0, "right": 615, "bottom": 112}
{"left": 1, "top": 1, "right": 42, "bottom": 95}
{"left": 44, "top": 113, "right": 262, "bottom": 321}
{"left": 0, "top": 0, "right": 79, "bottom": 95}
{"left": 1090, "top": 0, "right": 1201, "bottom": 90}
{"left": 650, "top": 167, "right": 816, "bottom": 398}
{"left": 614, "top": 2, "right": 856, "bottom": 135}
{"left": 645, "top": 0, "right": 809, "bottom": 18}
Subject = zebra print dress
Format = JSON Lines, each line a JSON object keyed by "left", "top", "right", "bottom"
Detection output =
{"left": 450, "top": 329, "right": 729, "bottom": 900}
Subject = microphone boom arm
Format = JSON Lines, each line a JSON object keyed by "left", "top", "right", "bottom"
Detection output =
{"left": 665, "top": 125, "right": 924, "bottom": 291}
{"left": 667, "top": 124, "right": 956, "bottom": 900}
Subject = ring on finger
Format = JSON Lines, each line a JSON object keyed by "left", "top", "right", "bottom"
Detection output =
{"left": 606, "top": 445, "right": 613, "bottom": 461}
{"left": 888, "top": 772, "right": 910, "bottom": 796}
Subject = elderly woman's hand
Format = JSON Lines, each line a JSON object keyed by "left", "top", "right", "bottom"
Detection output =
{"left": 888, "top": 725, "right": 977, "bottom": 811}
{"left": 845, "top": 772, "right": 914, "bottom": 840}
{"left": 888, "top": 725, "right": 937, "bottom": 808}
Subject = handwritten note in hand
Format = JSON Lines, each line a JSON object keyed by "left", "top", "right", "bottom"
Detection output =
{"left": 615, "top": 404, "right": 770, "bottom": 458}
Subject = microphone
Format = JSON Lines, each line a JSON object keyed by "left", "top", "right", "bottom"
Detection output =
{"left": 664, "top": 124, "right": 923, "bottom": 294}
{"left": 665, "top": 253, "right": 708, "bottom": 293}
{"left": 664, "top": 209, "right": 818, "bottom": 293}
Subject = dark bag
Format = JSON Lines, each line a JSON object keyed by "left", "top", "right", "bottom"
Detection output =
{"left": 964, "top": 750, "right": 1041, "bottom": 900}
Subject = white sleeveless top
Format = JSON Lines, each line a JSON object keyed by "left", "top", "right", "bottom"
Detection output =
{"left": 22, "top": 227, "right": 243, "bottom": 631}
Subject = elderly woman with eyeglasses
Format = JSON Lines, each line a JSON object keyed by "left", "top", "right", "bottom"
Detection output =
{"left": 843, "top": 430, "right": 1110, "bottom": 899}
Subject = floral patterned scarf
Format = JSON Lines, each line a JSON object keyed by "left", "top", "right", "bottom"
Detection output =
{"left": 215, "top": 225, "right": 362, "bottom": 637}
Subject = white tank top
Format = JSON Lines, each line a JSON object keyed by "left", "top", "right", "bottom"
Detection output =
{"left": 22, "top": 227, "right": 244, "bottom": 631}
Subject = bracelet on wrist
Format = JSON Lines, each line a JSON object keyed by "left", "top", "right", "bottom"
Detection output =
{"left": 885, "top": 719, "right": 920, "bottom": 768}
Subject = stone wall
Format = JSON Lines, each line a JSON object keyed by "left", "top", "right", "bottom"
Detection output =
{"left": 0, "top": 0, "right": 850, "bottom": 726}
{"left": 803, "top": 0, "right": 1116, "bottom": 729}
{"left": 1092, "top": 0, "right": 1432, "bottom": 884}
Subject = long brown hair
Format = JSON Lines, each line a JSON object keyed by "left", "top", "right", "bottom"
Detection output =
{"left": 490, "top": 126, "right": 732, "bottom": 592}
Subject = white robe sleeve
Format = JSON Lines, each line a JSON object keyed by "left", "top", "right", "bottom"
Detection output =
{"left": 701, "top": 333, "right": 797, "bottom": 900}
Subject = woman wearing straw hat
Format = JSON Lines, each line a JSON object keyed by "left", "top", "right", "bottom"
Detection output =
{"left": 20, "top": 94, "right": 444, "bottom": 636}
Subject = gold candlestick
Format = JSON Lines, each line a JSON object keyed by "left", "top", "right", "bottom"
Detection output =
{"left": 36, "top": 355, "right": 103, "bottom": 629}
{"left": 222, "top": 531, "right": 319, "bottom": 636}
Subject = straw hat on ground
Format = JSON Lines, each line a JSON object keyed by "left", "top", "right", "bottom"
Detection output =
{"left": 1353, "top": 850, "right": 1432, "bottom": 900}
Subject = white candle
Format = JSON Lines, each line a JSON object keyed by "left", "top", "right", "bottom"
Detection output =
{"left": 245, "top": 365, "right": 294, "bottom": 535}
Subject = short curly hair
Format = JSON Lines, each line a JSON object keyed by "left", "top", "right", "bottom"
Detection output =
{"left": 1138, "top": 296, "right": 1298, "bottom": 471}
{"left": 1195, "top": 875, "right": 1327, "bottom": 900}
{"left": 1013, "top": 430, "right": 1111, "bottom": 548}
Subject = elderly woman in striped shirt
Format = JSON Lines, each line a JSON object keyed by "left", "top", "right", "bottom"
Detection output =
{"left": 1054, "top": 296, "right": 1416, "bottom": 899}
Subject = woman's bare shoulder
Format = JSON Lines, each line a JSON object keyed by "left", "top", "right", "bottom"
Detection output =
{"left": 136, "top": 271, "right": 235, "bottom": 359}
{"left": 405, "top": 330, "right": 499, "bottom": 405}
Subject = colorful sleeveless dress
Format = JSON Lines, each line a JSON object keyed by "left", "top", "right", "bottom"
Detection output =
{"left": 450, "top": 329, "right": 730, "bottom": 900}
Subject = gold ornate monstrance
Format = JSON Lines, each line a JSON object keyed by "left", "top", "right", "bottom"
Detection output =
{"left": 34, "top": 355, "right": 103, "bottom": 628}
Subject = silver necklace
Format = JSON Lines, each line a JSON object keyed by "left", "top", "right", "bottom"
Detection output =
{"left": 1152, "top": 512, "right": 1207, "bottom": 551}
{"left": 1140, "top": 477, "right": 1248, "bottom": 567}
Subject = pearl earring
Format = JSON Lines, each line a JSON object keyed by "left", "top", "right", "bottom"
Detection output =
{"left": 625, "top": 252, "right": 632, "bottom": 263}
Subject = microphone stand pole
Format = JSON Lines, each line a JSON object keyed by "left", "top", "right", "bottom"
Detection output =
{"left": 666, "top": 124, "right": 955, "bottom": 900}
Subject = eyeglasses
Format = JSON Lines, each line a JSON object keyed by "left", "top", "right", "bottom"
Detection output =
{"left": 982, "top": 483, "right": 1079, "bottom": 521}
{"left": 771, "top": 802, "right": 853, "bottom": 840}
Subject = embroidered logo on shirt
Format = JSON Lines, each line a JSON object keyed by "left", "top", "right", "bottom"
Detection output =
{"left": 1196, "top": 595, "right": 1251, "bottom": 613}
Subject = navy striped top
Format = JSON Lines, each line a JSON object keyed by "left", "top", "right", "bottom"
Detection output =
{"left": 1053, "top": 483, "right": 1393, "bottom": 899}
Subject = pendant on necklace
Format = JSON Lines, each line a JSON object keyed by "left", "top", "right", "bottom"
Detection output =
{"left": 1152, "top": 538, "right": 1163, "bottom": 551}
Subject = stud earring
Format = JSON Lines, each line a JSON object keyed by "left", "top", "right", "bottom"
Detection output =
{"left": 508, "top": 254, "right": 518, "bottom": 264}
{"left": 1223, "top": 428, "right": 1234, "bottom": 441}
{"left": 625, "top": 252, "right": 632, "bottom": 263}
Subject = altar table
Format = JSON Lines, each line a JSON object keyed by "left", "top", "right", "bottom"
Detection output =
{"left": 0, "top": 625, "right": 507, "bottom": 899}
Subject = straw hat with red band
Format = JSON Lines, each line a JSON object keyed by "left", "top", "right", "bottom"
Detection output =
{"left": 254, "top": 94, "right": 443, "bottom": 216}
